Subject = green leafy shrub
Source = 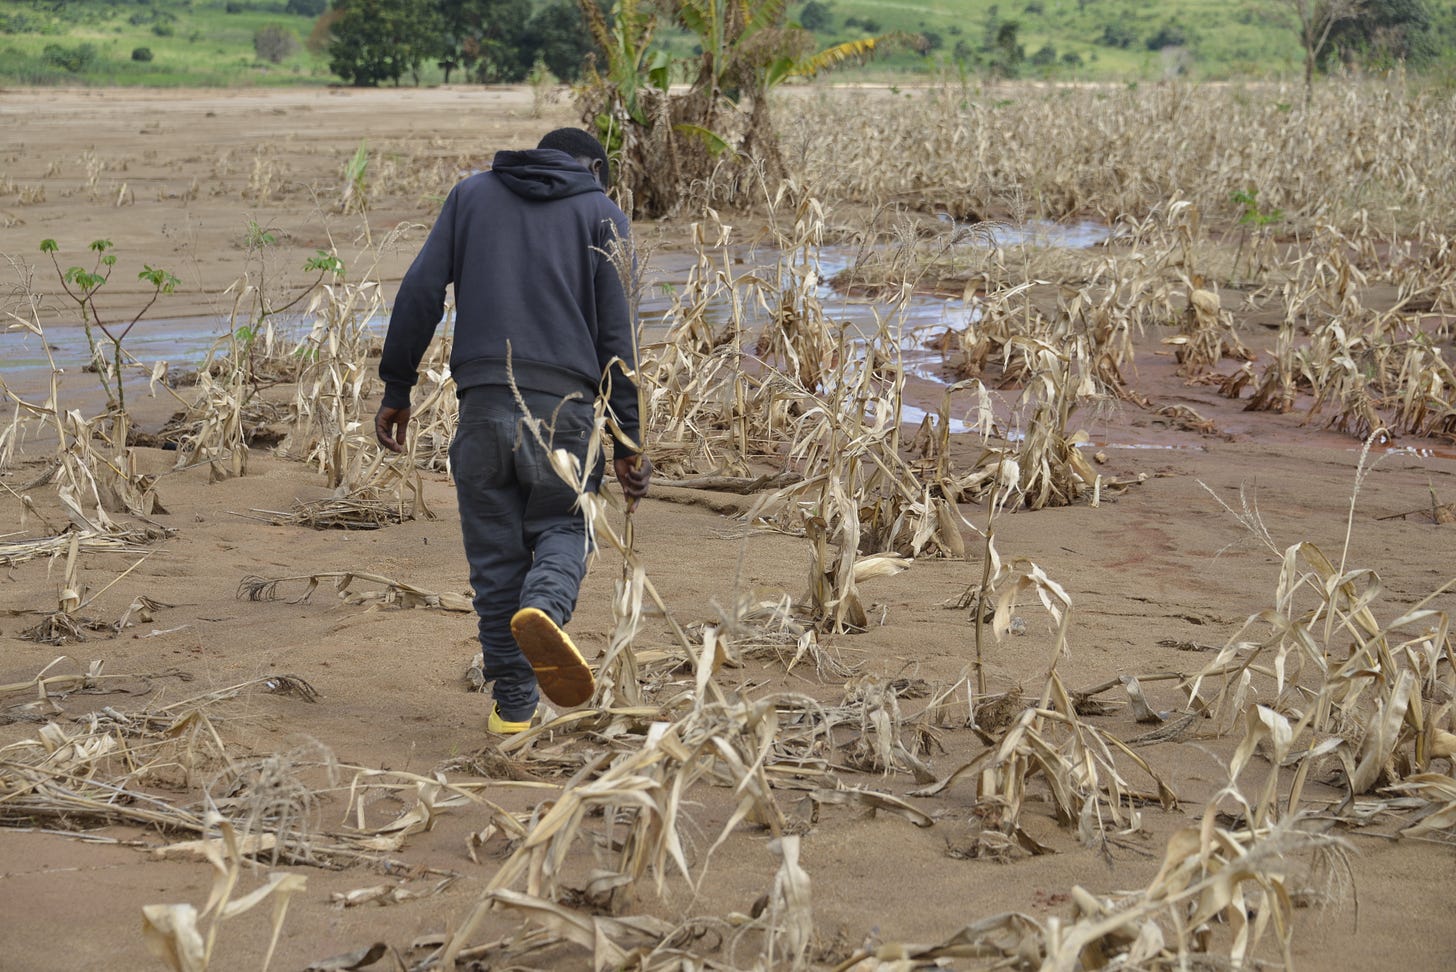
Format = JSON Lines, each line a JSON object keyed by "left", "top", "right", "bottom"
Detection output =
{"left": 799, "top": 1, "right": 833, "bottom": 32}
{"left": 131, "top": 46, "right": 153, "bottom": 62}
{"left": 254, "top": 24, "right": 299, "bottom": 64}
{"left": 41, "top": 42, "right": 97, "bottom": 73}
{"left": 1097, "top": 22, "right": 1137, "bottom": 49}
{"left": 130, "top": 9, "right": 174, "bottom": 28}
{"left": 845, "top": 16, "right": 883, "bottom": 33}
{"left": 3, "top": 9, "right": 63, "bottom": 35}
{"left": 1146, "top": 23, "right": 1188, "bottom": 51}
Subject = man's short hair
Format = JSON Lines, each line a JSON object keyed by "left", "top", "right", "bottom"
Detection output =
{"left": 538, "top": 128, "right": 610, "bottom": 186}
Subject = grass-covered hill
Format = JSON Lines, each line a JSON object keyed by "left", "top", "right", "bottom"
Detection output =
{"left": 0, "top": 0, "right": 333, "bottom": 86}
{"left": 802, "top": 0, "right": 1456, "bottom": 79}
{"left": 2, "top": 0, "right": 1454, "bottom": 87}
{"left": 809, "top": 0, "right": 1304, "bottom": 77}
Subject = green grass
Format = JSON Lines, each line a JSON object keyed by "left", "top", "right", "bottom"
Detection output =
{"left": 813, "top": 0, "right": 1456, "bottom": 80}
{"left": 792, "top": 0, "right": 1313, "bottom": 80}
{"left": 0, "top": 0, "right": 333, "bottom": 87}
{"left": 2, "top": 0, "right": 1453, "bottom": 87}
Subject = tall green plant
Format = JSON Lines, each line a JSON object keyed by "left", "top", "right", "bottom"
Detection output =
{"left": 577, "top": 0, "right": 666, "bottom": 127}
{"left": 575, "top": 0, "right": 910, "bottom": 216}
{"left": 575, "top": 0, "right": 674, "bottom": 210}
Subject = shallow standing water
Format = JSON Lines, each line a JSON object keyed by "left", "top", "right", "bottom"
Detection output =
{"left": 2, "top": 219, "right": 1112, "bottom": 376}
{"left": 0, "top": 219, "right": 1121, "bottom": 443}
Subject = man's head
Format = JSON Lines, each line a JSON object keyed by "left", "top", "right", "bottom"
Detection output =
{"left": 538, "top": 128, "right": 610, "bottom": 188}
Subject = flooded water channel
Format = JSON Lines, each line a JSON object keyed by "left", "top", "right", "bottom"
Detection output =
{"left": 1, "top": 219, "right": 1110, "bottom": 380}
{"left": 0, "top": 218, "right": 1207, "bottom": 452}
{"left": 5, "top": 218, "right": 1453, "bottom": 465}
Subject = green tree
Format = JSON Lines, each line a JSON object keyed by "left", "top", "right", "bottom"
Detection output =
{"left": 436, "top": 0, "right": 533, "bottom": 84}
{"left": 436, "top": 0, "right": 482, "bottom": 82}
{"left": 1323, "top": 0, "right": 1438, "bottom": 67}
{"left": 1281, "top": 0, "right": 1366, "bottom": 96}
{"left": 42, "top": 42, "right": 97, "bottom": 73}
{"left": 471, "top": 0, "right": 532, "bottom": 81}
{"left": 990, "top": 21, "right": 1024, "bottom": 76}
{"left": 254, "top": 23, "right": 299, "bottom": 63}
{"left": 328, "top": 0, "right": 438, "bottom": 86}
{"left": 798, "top": 1, "right": 832, "bottom": 31}
{"left": 523, "top": 0, "right": 597, "bottom": 82}
{"left": 1029, "top": 42, "right": 1057, "bottom": 66}
{"left": 1097, "top": 21, "right": 1137, "bottom": 48}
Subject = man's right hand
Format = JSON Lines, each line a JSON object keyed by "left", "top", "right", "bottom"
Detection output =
{"left": 376, "top": 405, "right": 411, "bottom": 453}
{"left": 613, "top": 454, "right": 652, "bottom": 512}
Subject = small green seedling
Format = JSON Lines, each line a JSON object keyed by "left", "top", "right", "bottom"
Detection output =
{"left": 40, "top": 238, "right": 178, "bottom": 418}
{"left": 1230, "top": 188, "right": 1282, "bottom": 287}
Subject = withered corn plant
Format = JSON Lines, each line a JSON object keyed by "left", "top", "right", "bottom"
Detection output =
{"left": 789, "top": 79, "right": 1456, "bottom": 239}
{"left": 442, "top": 636, "right": 786, "bottom": 969}
{"left": 141, "top": 815, "right": 308, "bottom": 972}
{"left": 401, "top": 319, "right": 458, "bottom": 473}
{"left": 787, "top": 80, "right": 1456, "bottom": 447}
{"left": 917, "top": 552, "right": 1177, "bottom": 858}
{"left": 835, "top": 807, "right": 1350, "bottom": 972}
{"left": 2, "top": 260, "right": 164, "bottom": 528}
{"left": 1237, "top": 222, "right": 1456, "bottom": 441}
{"left": 164, "top": 234, "right": 350, "bottom": 481}
{"left": 1188, "top": 440, "right": 1455, "bottom": 834}
{"left": 1, "top": 662, "right": 526, "bottom": 928}
{"left": 270, "top": 227, "right": 433, "bottom": 516}
{"left": 642, "top": 203, "right": 810, "bottom": 479}
{"left": 275, "top": 272, "right": 383, "bottom": 488}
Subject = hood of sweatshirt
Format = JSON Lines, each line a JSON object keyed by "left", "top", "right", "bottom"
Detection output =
{"left": 491, "top": 148, "right": 603, "bottom": 201}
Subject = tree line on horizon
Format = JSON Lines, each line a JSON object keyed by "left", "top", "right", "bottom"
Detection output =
{"left": 3, "top": 0, "right": 1450, "bottom": 87}
{"left": 320, "top": 0, "right": 1456, "bottom": 88}
{"left": 322, "top": 0, "right": 595, "bottom": 86}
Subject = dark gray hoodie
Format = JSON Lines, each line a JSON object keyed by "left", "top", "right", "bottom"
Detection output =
{"left": 379, "top": 148, "right": 640, "bottom": 450}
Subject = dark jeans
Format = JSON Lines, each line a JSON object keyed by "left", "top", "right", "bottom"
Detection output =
{"left": 450, "top": 385, "right": 602, "bottom": 720}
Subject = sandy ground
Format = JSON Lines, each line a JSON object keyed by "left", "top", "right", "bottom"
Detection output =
{"left": 2, "top": 87, "right": 1456, "bottom": 971}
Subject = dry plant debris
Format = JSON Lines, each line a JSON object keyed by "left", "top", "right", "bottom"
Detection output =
{"left": 142, "top": 816, "right": 307, "bottom": 972}
{"left": 3, "top": 79, "right": 1456, "bottom": 972}
{"left": 238, "top": 572, "right": 473, "bottom": 613}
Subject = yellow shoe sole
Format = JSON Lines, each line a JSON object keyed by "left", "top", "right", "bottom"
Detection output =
{"left": 487, "top": 704, "right": 534, "bottom": 735}
{"left": 510, "top": 607, "right": 594, "bottom": 707}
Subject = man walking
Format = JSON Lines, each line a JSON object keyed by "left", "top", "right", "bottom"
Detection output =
{"left": 374, "top": 128, "right": 650, "bottom": 734}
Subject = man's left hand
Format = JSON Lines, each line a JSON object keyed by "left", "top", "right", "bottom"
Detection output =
{"left": 376, "top": 405, "right": 411, "bottom": 453}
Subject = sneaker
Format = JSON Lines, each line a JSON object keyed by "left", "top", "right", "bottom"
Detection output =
{"left": 510, "top": 606, "right": 595, "bottom": 707}
{"left": 487, "top": 703, "right": 535, "bottom": 735}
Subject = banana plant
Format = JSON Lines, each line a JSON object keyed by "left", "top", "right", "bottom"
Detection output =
{"left": 574, "top": 0, "right": 916, "bottom": 216}
{"left": 576, "top": 0, "right": 669, "bottom": 132}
